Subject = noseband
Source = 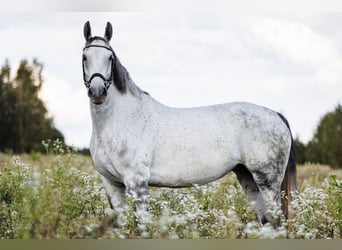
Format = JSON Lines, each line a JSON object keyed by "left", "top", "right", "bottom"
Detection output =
{"left": 82, "top": 44, "right": 114, "bottom": 90}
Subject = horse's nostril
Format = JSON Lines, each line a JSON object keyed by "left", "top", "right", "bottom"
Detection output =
{"left": 88, "top": 88, "right": 94, "bottom": 98}
{"left": 102, "top": 88, "right": 107, "bottom": 97}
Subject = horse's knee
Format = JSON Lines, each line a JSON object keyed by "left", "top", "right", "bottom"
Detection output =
{"left": 125, "top": 178, "right": 149, "bottom": 210}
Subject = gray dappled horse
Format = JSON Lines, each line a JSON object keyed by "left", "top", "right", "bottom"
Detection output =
{"left": 82, "top": 21, "right": 297, "bottom": 226}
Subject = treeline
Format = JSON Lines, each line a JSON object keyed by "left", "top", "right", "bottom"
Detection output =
{"left": 0, "top": 60, "right": 64, "bottom": 153}
{"left": 294, "top": 104, "right": 342, "bottom": 169}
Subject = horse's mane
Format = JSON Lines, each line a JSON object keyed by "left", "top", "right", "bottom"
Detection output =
{"left": 112, "top": 52, "right": 145, "bottom": 97}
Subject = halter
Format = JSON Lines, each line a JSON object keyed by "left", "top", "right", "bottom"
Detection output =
{"left": 82, "top": 44, "right": 115, "bottom": 90}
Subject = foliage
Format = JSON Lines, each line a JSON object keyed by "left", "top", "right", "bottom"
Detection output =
{"left": 0, "top": 140, "right": 341, "bottom": 239}
{"left": 0, "top": 140, "right": 103, "bottom": 239}
{"left": 288, "top": 174, "right": 342, "bottom": 239}
{"left": 0, "top": 59, "right": 64, "bottom": 153}
{"left": 306, "top": 104, "right": 342, "bottom": 168}
{"left": 293, "top": 104, "right": 342, "bottom": 168}
{"left": 293, "top": 137, "right": 306, "bottom": 164}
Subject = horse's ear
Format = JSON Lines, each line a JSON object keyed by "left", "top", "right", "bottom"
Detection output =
{"left": 104, "top": 22, "right": 113, "bottom": 42}
{"left": 84, "top": 21, "right": 92, "bottom": 42}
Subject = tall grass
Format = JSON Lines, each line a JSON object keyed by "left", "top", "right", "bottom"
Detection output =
{"left": 0, "top": 140, "right": 341, "bottom": 239}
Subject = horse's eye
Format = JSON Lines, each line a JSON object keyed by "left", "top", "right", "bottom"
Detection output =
{"left": 109, "top": 55, "right": 113, "bottom": 61}
{"left": 83, "top": 55, "right": 87, "bottom": 61}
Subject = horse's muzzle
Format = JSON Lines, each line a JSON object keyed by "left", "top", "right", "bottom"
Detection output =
{"left": 88, "top": 85, "right": 107, "bottom": 105}
{"left": 90, "top": 96, "right": 105, "bottom": 105}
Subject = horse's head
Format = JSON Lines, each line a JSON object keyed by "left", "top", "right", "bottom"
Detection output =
{"left": 82, "top": 21, "right": 117, "bottom": 105}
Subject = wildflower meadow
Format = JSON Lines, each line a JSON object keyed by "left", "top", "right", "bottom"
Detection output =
{"left": 0, "top": 141, "right": 341, "bottom": 239}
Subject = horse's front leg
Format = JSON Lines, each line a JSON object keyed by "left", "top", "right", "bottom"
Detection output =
{"left": 124, "top": 166, "right": 150, "bottom": 224}
{"left": 101, "top": 176, "right": 126, "bottom": 214}
{"left": 126, "top": 177, "right": 149, "bottom": 212}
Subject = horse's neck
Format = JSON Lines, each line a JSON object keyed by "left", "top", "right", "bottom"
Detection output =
{"left": 89, "top": 83, "right": 116, "bottom": 122}
{"left": 90, "top": 84, "right": 149, "bottom": 135}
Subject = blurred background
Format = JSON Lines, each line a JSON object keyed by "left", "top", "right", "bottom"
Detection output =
{"left": 0, "top": 12, "right": 341, "bottom": 167}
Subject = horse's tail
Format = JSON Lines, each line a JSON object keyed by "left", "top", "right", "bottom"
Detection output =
{"left": 277, "top": 113, "right": 297, "bottom": 220}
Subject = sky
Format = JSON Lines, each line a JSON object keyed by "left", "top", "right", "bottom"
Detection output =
{"left": 0, "top": 12, "right": 341, "bottom": 148}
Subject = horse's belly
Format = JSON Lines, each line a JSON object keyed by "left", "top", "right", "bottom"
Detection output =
{"left": 149, "top": 152, "right": 237, "bottom": 187}
{"left": 149, "top": 122, "right": 240, "bottom": 187}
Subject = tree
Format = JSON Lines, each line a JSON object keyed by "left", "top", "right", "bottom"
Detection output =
{"left": 306, "top": 104, "right": 342, "bottom": 168}
{"left": 0, "top": 59, "right": 64, "bottom": 153}
{"left": 293, "top": 136, "right": 306, "bottom": 164}
{"left": 0, "top": 60, "right": 17, "bottom": 151}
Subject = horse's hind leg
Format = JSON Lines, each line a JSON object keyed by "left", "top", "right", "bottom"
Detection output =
{"left": 233, "top": 164, "right": 267, "bottom": 224}
{"left": 249, "top": 165, "right": 285, "bottom": 227}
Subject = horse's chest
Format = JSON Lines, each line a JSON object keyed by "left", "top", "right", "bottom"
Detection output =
{"left": 91, "top": 137, "right": 137, "bottom": 181}
{"left": 91, "top": 147, "right": 115, "bottom": 178}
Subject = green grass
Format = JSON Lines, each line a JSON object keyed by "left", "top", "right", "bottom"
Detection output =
{"left": 0, "top": 141, "right": 341, "bottom": 239}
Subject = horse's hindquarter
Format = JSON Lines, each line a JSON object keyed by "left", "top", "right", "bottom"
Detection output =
{"left": 149, "top": 102, "right": 291, "bottom": 187}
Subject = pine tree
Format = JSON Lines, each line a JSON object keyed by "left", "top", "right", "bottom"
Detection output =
{"left": 306, "top": 104, "right": 342, "bottom": 168}
{"left": 293, "top": 137, "right": 306, "bottom": 164}
{"left": 0, "top": 60, "right": 16, "bottom": 151}
{"left": 0, "top": 59, "right": 64, "bottom": 153}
